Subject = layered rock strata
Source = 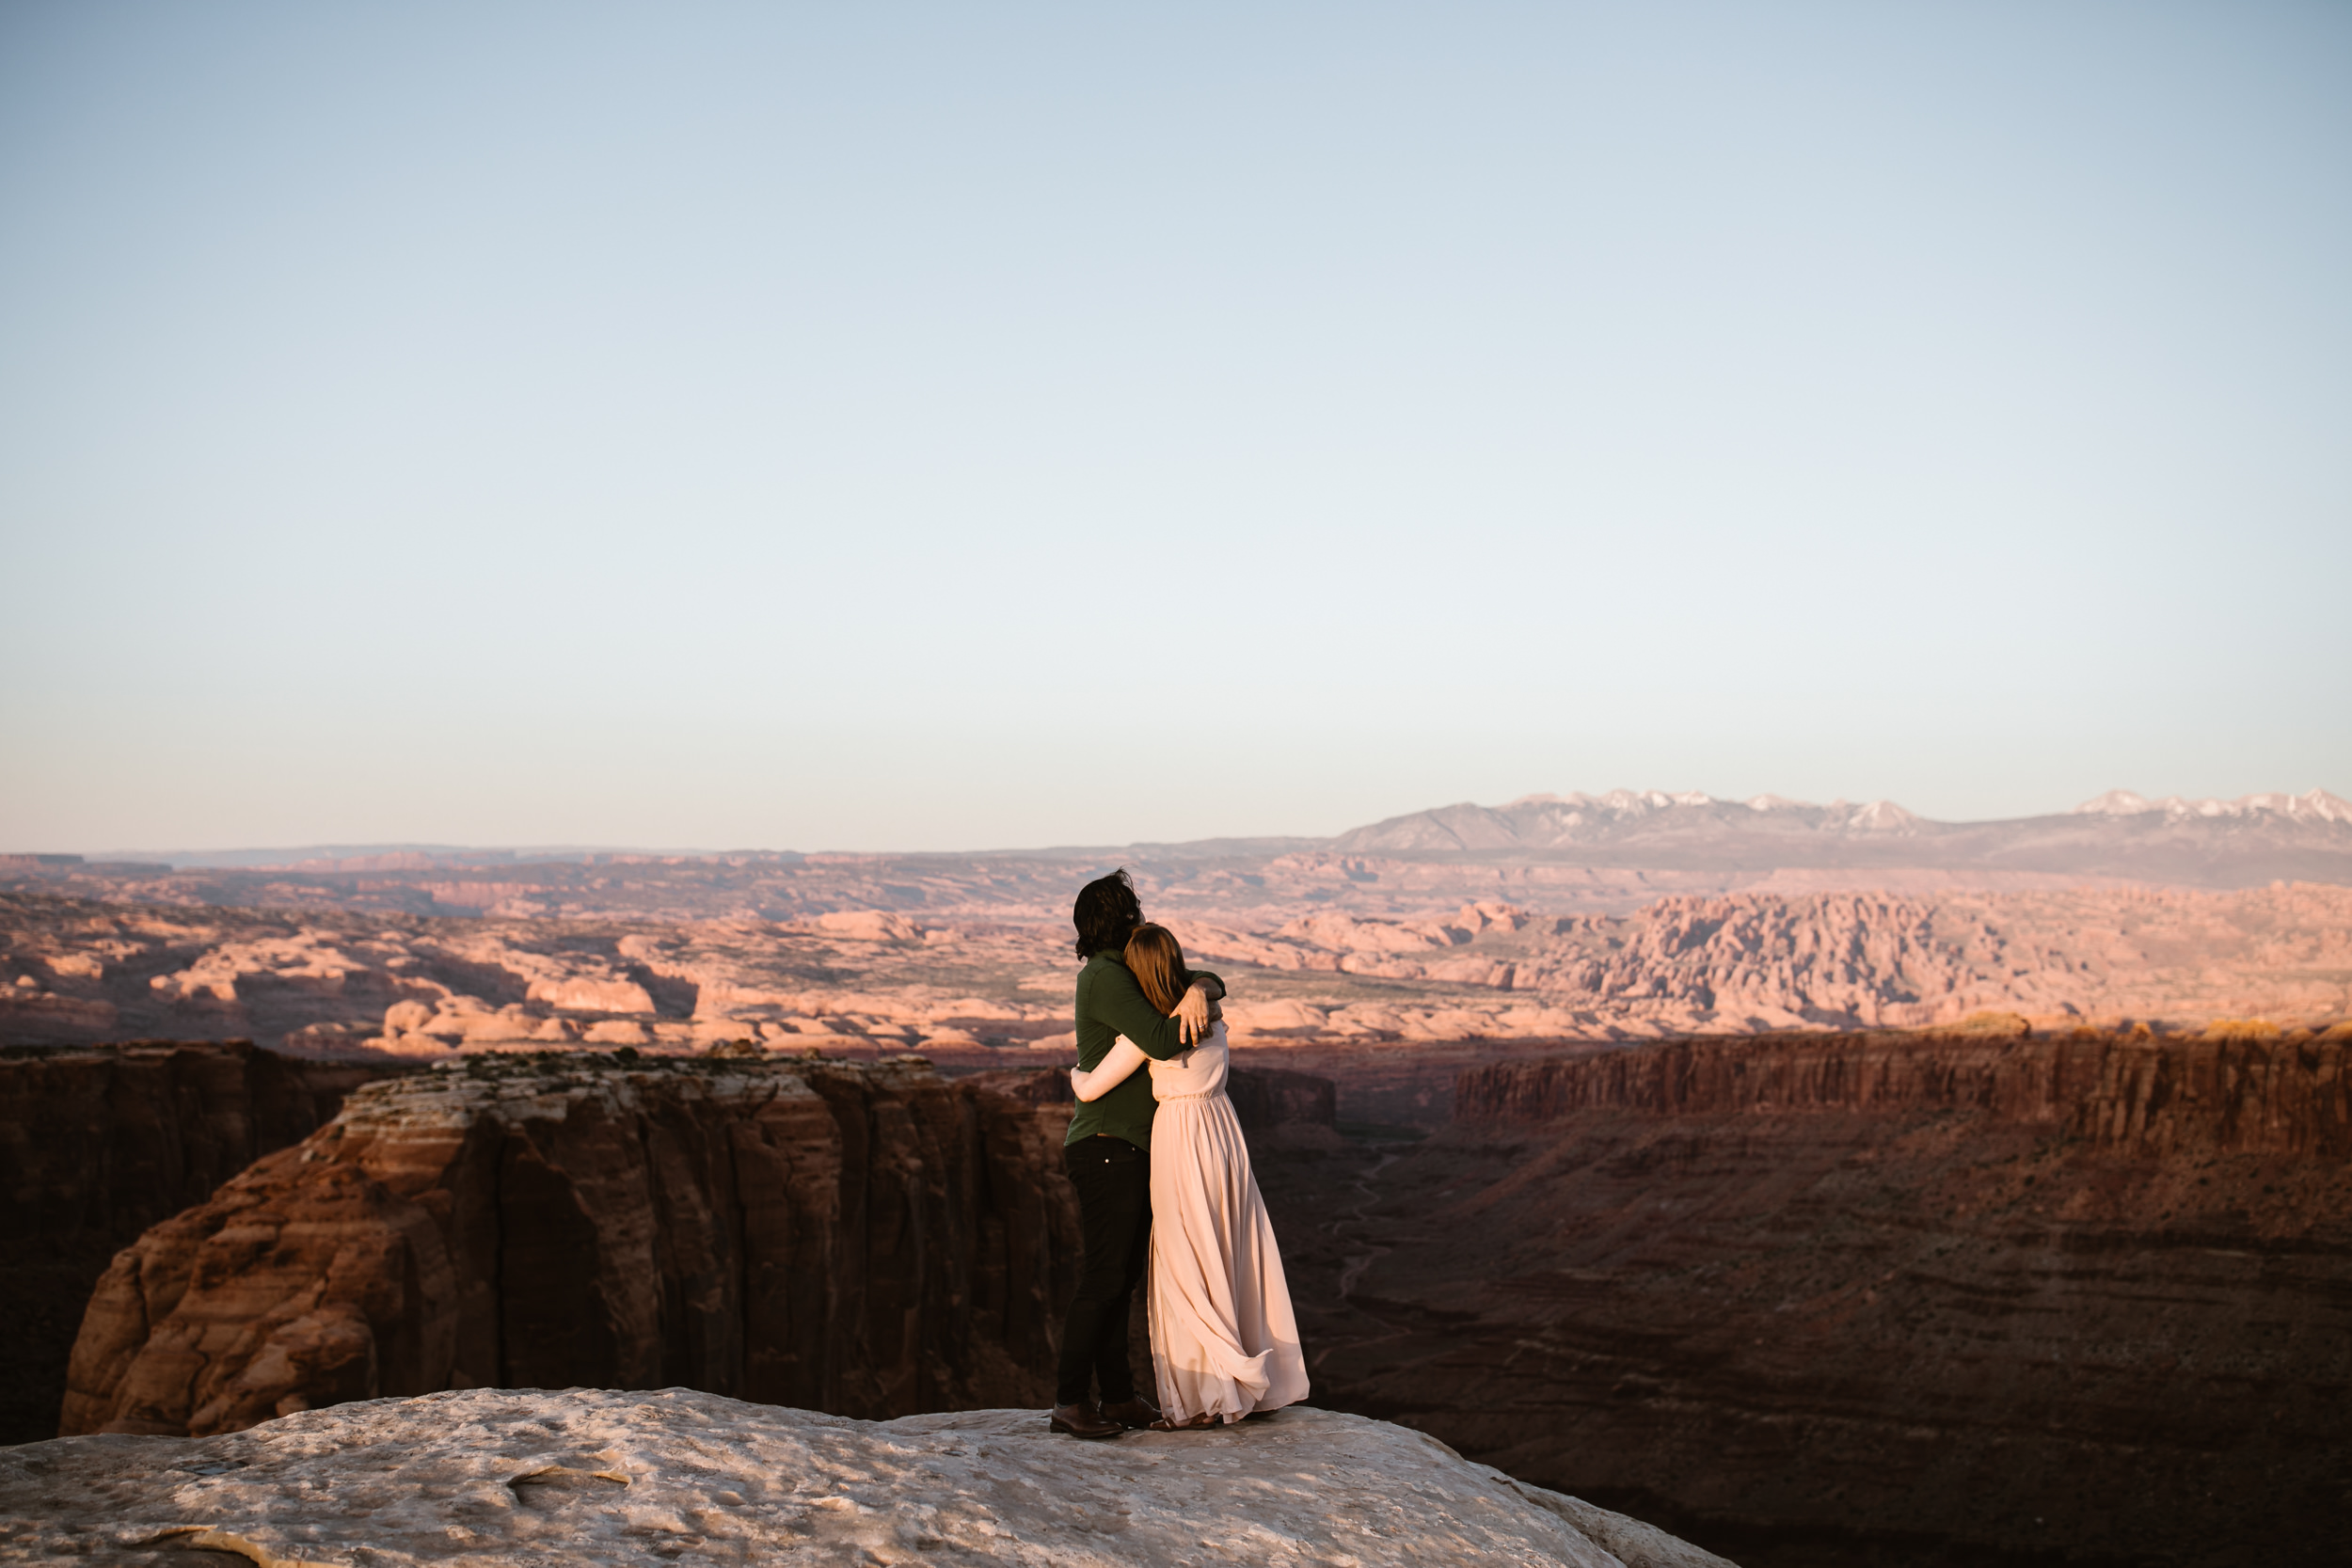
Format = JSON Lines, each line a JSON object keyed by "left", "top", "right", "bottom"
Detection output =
{"left": 0, "top": 1041, "right": 407, "bottom": 1444}
{"left": 58, "top": 1056, "right": 1336, "bottom": 1439}
{"left": 1454, "top": 1028, "right": 2352, "bottom": 1154}
{"left": 0, "top": 1388, "right": 1732, "bottom": 1567}
{"left": 1268, "top": 1030, "right": 2351, "bottom": 1568}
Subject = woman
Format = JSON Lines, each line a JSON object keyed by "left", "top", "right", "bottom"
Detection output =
{"left": 1070, "top": 924, "right": 1311, "bottom": 1428}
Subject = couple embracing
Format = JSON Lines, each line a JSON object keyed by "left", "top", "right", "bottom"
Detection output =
{"left": 1048, "top": 870, "right": 1311, "bottom": 1438}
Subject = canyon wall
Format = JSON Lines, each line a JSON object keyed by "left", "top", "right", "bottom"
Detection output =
{"left": 0, "top": 1042, "right": 407, "bottom": 1445}
{"left": 1265, "top": 1028, "right": 2352, "bottom": 1568}
{"left": 56, "top": 1056, "right": 1334, "bottom": 1439}
{"left": 1454, "top": 1026, "right": 2352, "bottom": 1155}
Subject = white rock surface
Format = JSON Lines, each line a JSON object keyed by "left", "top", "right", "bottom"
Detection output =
{"left": 0, "top": 1388, "right": 1735, "bottom": 1567}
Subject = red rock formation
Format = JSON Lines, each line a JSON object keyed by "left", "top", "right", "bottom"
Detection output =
{"left": 56, "top": 1056, "right": 1336, "bottom": 1438}
{"left": 0, "top": 1041, "right": 406, "bottom": 1444}
{"left": 8, "top": 882, "right": 2349, "bottom": 1059}
{"left": 1454, "top": 1028, "right": 2352, "bottom": 1156}
{"left": 1265, "top": 1029, "right": 2352, "bottom": 1568}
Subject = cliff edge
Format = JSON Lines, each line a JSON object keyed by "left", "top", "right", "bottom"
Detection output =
{"left": 0, "top": 1041, "right": 408, "bottom": 1444}
{"left": 57, "top": 1053, "right": 1336, "bottom": 1439}
{"left": 0, "top": 1387, "right": 1734, "bottom": 1567}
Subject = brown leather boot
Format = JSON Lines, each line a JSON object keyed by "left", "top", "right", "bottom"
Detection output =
{"left": 1048, "top": 1402, "right": 1122, "bottom": 1439}
{"left": 1100, "top": 1394, "right": 1161, "bottom": 1430}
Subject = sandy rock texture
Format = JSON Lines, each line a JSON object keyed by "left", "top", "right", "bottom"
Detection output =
{"left": 1263, "top": 1030, "right": 2352, "bottom": 1567}
{"left": 0, "top": 1043, "right": 408, "bottom": 1446}
{"left": 0, "top": 1389, "right": 1731, "bottom": 1567}
{"left": 56, "top": 1055, "right": 1335, "bottom": 1442}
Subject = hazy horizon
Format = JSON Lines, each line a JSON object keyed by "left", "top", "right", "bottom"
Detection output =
{"left": 28, "top": 781, "right": 2342, "bottom": 863}
{"left": 5, "top": 3, "right": 2347, "bottom": 854}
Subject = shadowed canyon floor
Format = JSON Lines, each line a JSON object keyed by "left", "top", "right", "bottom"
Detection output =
{"left": 1256, "top": 1030, "right": 2352, "bottom": 1568}
{"left": 0, "top": 1391, "right": 1733, "bottom": 1567}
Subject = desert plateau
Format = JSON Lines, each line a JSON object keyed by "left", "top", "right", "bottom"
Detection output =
{"left": 8, "top": 789, "right": 2351, "bottom": 1067}
{"left": 5, "top": 788, "right": 2348, "bottom": 1567}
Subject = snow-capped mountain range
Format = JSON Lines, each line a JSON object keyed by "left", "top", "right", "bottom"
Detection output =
{"left": 1327, "top": 787, "right": 2352, "bottom": 884}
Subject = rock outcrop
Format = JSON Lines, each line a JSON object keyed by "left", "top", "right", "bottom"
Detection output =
{"left": 1264, "top": 1029, "right": 2352, "bottom": 1568}
{"left": 0, "top": 1388, "right": 1733, "bottom": 1567}
{"left": 0, "top": 1041, "right": 408, "bottom": 1445}
{"left": 58, "top": 1056, "right": 1073, "bottom": 1436}
{"left": 56, "top": 1055, "right": 1337, "bottom": 1440}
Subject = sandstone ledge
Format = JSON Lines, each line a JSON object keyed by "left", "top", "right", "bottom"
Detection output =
{"left": 0, "top": 1387, "right": 1731, "bottom": 1567}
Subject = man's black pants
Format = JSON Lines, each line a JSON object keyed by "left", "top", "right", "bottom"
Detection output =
{"left": 1057, "top": 1134, "right": 1151, "bottom": 1407}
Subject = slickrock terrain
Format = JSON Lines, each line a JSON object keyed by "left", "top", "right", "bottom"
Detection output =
{"left": 7, "top": 882, "right": 2346, "bottom": 1070}
{"left": 0, "top": 1388, "right": 1732, "bottom": 1567}
{"left": 7, "top": 787, "right": 2348, "bottom": 1062}
{"left": 1262, "top": 1027, "right": 2352, "bottom": 1568}
{"left": 0, "top": 892, "right": 1086, "bottom": 1060}
{"left": 0, "top": 1042, "right": 408, "bottom": 1446}
{"left": 1194, "top": 882, "right": 2352, "bottom": 1037}
{"left": 56, "top": 1054, "right": 1334, "bottom": 1440}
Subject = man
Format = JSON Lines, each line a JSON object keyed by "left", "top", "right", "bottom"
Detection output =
{"left": 1050, "top": 869, "right": 1223, "bottom": 1439}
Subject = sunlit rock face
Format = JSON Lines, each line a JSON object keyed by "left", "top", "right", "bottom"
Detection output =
{"left": 0, "top": 1041, "right": 407, "bottom": 1445}
{"left": 57, "top": 1056, "right": 1080, "bottom": 1438}
{"left": 56, "top": 1054, "right": 1338, "bottom": 1441}
{"left": 0, "top": 1388, "right": 1734, "bottom": 1568}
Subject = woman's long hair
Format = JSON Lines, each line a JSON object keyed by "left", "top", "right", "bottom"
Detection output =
{"left": 1123, "top": 924, "right": 1190, "bottom": 1015}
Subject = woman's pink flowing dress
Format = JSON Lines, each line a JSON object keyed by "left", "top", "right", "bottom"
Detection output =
{"left": 1142, "top": 1024, "right": 1311, "bottom": 1423}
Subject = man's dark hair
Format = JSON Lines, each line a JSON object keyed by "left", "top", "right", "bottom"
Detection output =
{"left": 1073, "top": 868, "right": 1144, "bottom": 958}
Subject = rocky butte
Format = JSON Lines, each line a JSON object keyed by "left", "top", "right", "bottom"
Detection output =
{"left": 1266, "top": 1023, "right": 2352, "bottom": 1568}
{"left": 0, "top": 1041, "right": 408, "bottom": 1446}
{"left": 1, "top": 1388, "right": 1733, "bottom": 1567}
{"left": 56, "top": 1053, "right": 1333, "bottom": 1439}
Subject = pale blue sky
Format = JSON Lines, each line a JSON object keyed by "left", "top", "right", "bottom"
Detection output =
{"left": 3, "top": 2, "right": 2346, "bottom": 852}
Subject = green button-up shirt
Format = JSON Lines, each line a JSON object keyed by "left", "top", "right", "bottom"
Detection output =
{"left": 1066, "top": 951, "right": 1225, "bottom": 1151}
